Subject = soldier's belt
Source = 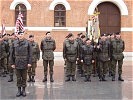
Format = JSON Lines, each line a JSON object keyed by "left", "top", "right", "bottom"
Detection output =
{"left": 15, "top": 56, "right": 27, "bottom": 59}
{"left": 44, "top": 49, "right": 53, "bottom": 51}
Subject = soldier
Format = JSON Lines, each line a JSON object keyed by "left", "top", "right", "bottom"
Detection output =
{"left": 41, "top": 32, "right": 56, "bottom": 82}
{"left": 111, "top": 32, "right": 125, "bottom": 81}
{"left": 2, "top": 34, "right": 9, "bottom": 77}
{"left": 0, "top": 35, "right": 6, "bottom": 77}
{"left": 80, "top": 35, "right": 86, "bottom": 77}
{"left": 81, "top": 38, "right": 94, "bottom": 82}
{"left": 0, "top": 35, "right": 8, "bottom": 77}
{"left": 75, "top": 33, "right": 83, "bottom": 75}
{"left": 27, "top": 35, "right": 40, "bottom": 82}
{"left": 63, "top": 33, "right": 79, "bottom": 81}
{"left": 8, "top": 33, "right": 17, "bottom": 82}
{"left": 106, "top": 33, "right": 112, "bottom": 77}
{"left": 10, "top": 31, "right": 32, "bottom": 97}
{"left": 97, "top": 34, "right": 110, "bottom": 81}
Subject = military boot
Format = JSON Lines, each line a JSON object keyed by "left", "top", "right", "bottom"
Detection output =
{"left": 31, "top": 76, "right": 35, "bottom": 82}
{"left": 16, "top": 87, "right": 21, "bottom": 97}
{"left": 102, "top": 75, "right": 107, "bottom": 81}
{"left": 72, "top": 75, "right": 76, "bottom": 81}
{"left": 99, "top": 75, "right": 102, "bottom": 81}
{"left": 21, "top": 87, "right": 26, "bottom": 97}
{"left": 65, "top": 75, "right": 70, "bottom": 82}
{"left": 27, "top": 75, "right": 32, "bottom": 82}
{"left": 108, "top": 71, "right": 112, "bottom": 77}
{"left": 8, "top": 75, "right": 13, "bottom": 82}
{"left": 42, "top": 75, "right": 47, "bottom": 82}
{"left": 118, "top": 74, "right": 124, "bottom": 81}
{"left": 88, "top": 75, "right": 91, "bottom": 82}
{"left": 50, "top": 74, "right": 54, "bottom": 82}
{"left": 84, "top": 75, "right": 88, "bottom": 82}
{"left": 112, "top": 75, "right": 115, "bottom": 81}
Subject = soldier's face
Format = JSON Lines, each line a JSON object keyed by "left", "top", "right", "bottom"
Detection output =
{"left": 111, "top": 35, "right": 114, "bottom": 39}
{"left": 18, "top": 33, "right": 24, "bottom": 40}
{"left": 86, "top": 40, "right": 91, "bottom": 45}
{"left": 29, "top": 37, "right": 34, "bottom": 41}
{"left": 82, "top": 38, "right": 86, "bottom": 42}
{"left": 69, "top": 36, "right": 74, "bottom": 41}
{"left": 116, "top": 35, "right": 121, "bottom": 39}
{"left": 101, "top": 36, "right": 106, "bottom": 40}
{"left": 46, "top": 33, "right": 51, "bottom": 38}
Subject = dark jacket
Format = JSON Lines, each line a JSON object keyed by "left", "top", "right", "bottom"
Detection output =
{"left": 10, "top": 39, "right": 32, "bottom": 69}
{"left": 40, "top": 37, "right": 56, "bottom": 60}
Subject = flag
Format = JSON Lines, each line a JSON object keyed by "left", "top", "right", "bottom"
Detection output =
{"left": 91, "top": 9, "right": 100, "bottom": 43}
{"left": 1, "top": 23, "right": 6, "bottom": 35}
{"left": 15, "top": 12, "right": 25, "bottom": 34}
{"left": 86, "top": 16, "right": 93, "bottom": 40}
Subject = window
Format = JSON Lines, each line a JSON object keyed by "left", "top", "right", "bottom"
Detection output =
{"left": 15, "top": 4, "right": 27, "bottom": 26}
{"left": 54, "top": 4, "right": 66, "bottom": 27}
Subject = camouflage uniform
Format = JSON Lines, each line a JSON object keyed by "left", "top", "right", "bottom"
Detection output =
{"left": 97, "top": 39, "right": 110, "bottom": 81}
{"left": 0, "top": 38, "right": 7, "bottom": 77}
{"left": 75, "top": 37, "right": 83, "bottom": 74}
{"left": 8, "top": 38, "right": 16, "bottom": 82}
{"left": 81, "top": 44, "right": 94, "bottom": 82}
{"left": 41, "top": 37, "right": 56, "bottom": 82}
{"left": 27, "top": 41, "right": 40, "bottom": 82}
{"left": 63, "top": 39, "right": 79, "bottom": 81}
{"left": 10, "top": 38, "right": 32, "bottom": 97}
{"left": 111, "top": 38, "right": 125, "bottom": 81}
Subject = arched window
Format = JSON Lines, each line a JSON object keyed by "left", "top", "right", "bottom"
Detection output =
{"left": 54, "top": 4, "right": 66, "bottom": 27}
{"left": 15, "top": 4, "right": 27, "bottom": 26}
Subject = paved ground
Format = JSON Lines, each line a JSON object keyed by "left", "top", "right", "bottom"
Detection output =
{"left": 0, "top": 57, "right": 133, "bottom": 100}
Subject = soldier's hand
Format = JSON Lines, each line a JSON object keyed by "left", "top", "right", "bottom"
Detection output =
{"left": 81, "top": 60, "right": 83, "bottom": 62}
{"left": 92, "top": 60, "right": 95, "bottom": 63}
{"left": 97, "top": 45, "right": 100, "bottom": 48}
{"left": 11, "top": 65, "right": 15, "bottom": 69}
{"left": 28, "top": 64, "right": 32, "bottom": 67}
{"left": 77, "top": 58, "right": 79, "bottom": 60}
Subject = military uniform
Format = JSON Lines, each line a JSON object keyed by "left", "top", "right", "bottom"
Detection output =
{"left": 63, "top": 33, "right": 79, "bottom": 81}
{"left": 97, "top": 34, "right": 110, "bottom": 81}
{"left": 10, "top": 32, "right": 32, "bottom": 97}
{"left": 81, "top": 40, "right": 94, "bottom": 82}
{"left": 111, "top": 32, "right": 125, "bottom": 81}
{"left": 106, "top": 34, "right": 112, "bottom": 77}
{"left": 0, "top": 36, "right": 7, "bottom": 77}
{"left": 8, "top": 37, "right": 16, "bottom": 82}
{"left": 75, "top": 33, "right": 83, "bottom": 75}
{"left": 41, "top": 33, "right": 56, "bottom": 82}
{"left": 27, "top": 35, "right": 40, "bottom": 82}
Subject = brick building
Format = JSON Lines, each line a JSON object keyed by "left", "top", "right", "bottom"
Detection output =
{"left": 0, "top": 0, "right": 132, "bottom": 55}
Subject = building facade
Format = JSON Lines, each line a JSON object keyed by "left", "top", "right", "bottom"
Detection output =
{"left": 0, "top": 0, "right": 133, "bottom": 55}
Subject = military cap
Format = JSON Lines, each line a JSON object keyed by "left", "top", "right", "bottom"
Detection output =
{"left": 46, "top": 31, "right": 51, "bottom": 35}
{"left": 2, "top": 34, "right": 6, "bottom": 37}
{"left": 18, "top": 31, "right": 24, "bottom": 35}
{"left": 86, "top": 38, "right": 90, "bottom": 41}
{"left": 7, "top": 34, "right": 10, "bottom": 36}
{"left": 115, "top": 32, "right": 120, "bottom": 35}
{"left": 11, "top": 32, "right": 15, "bottom": 36}
{"left": 101, "top": 33, "right": 107, "bottom": 37}
{"left": 29, "top": 35, "right": 34, "bottom": 38}
{"left": 67, "top": 33, "right": 73, "bottom": 38}
{"left": 77, "top": 32, "right": 83, "bottom": 36}
{"left": 81, "top": 35, "right": 86, "bottom": 39}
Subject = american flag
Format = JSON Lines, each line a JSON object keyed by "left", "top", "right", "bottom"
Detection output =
{"left": 15, "top": 12, "right": 25, "bottom": 34}
{"left": 1, "top": 23, "right": 6, "bottom": 35}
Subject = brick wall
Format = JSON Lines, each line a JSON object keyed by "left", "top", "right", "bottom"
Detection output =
{"left": 1, "top": 0, "right": 133, "bottom": 52}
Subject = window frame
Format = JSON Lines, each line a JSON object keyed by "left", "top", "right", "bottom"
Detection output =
{"left": 54, "top": 4, "right": 66, "bottom": 27}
